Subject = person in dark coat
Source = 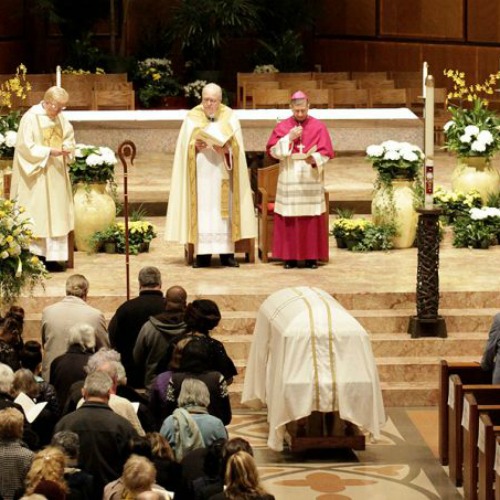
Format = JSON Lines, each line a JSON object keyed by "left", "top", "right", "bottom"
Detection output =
{"left": 0, "top": 306, "right": 25, "bottom": 372}
{"left": 108, "top": 266, "right": 165, "bottom": 388}
{"left": 49, "top": 323, "right": 95, "bottom": 408}
{"left": 54, "top": 371, "right": 138, "bottom": 497}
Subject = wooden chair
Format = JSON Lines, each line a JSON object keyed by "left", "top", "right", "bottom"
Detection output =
{"left": 275, "top": 72, "right": 313, "bottom": 82}
{"left": 305, "top": 89, "right": 330, "bottom": 108}
{"left": 256, "top": 163, "right": 330, "bottom": 263}
{"left": 313, "top": 71, "right": 350, "bottom": 82}
{"left": 65, "top": 89, "right": 94, "bottom": 110}
{"left": 94, "top": 81, "right": 133, "bottom": 91}
{"left": 351, "top": 71, "right": 388, "bottom": 80}
{"left": 323, "top": 80, "right": 357, "bottom": 91}
{"left": 252, "top": 89, "right": 290, "bottom": 109}
{"left": 242, "top": 81, "right": 280, "bottom": 109}
{"left": 462, "top": 392, "right": 500, "bottom": 500}
{"left": 93, "top": 89, "right": 135, "bottom": 110}
{"left": 279, "top": 80, "right": 320, "bottom": 90}
{"left": 434, "top": 87, "right": 451, "bottom": 146}
{"left": 369, "top": 88, "right": 408, "bottom": 108}
{"left": 236, "top": 72, "right": 278, "bottom": 108}
{"left": 331, "top": 88, "right": 369, "bottom": 108}
{"left": 439, "top": 360, "right": 492, "bottom": 466}
{"left": 357, "top": 79, "right": 395, "bottom": 90}
{"left": 495, "top": 436, "right": 500, "bottom": 500}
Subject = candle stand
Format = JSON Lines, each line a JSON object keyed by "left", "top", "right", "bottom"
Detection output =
{"left": 408, "top": 206, "right": 447, "bottom": 338}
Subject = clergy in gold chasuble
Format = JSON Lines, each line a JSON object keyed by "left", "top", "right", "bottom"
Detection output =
{"left": 165, "top": 104, "right": 256, "bottom": 255}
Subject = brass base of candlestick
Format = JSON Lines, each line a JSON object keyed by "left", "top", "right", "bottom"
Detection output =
{"left": 408, "top": 316, "right": 447, "bottom": 338}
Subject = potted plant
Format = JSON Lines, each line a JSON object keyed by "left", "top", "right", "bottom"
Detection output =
{"left": 0, "top": 198, "right": 48, "bottom": 306}
{"left": 330, "top": 218, "right": 373, "bottom": 250}
{"left": 135, "top": 58, "right": 183, "bottom": 109}
{"left": 433, "top": 187, "right": 482, "bottom": 225}
{"left": 88, "top": 223, "right": 123, "bottom": 254}
{"left": 183, "top": 80, "right": 208, "bottom": 107}
{"left": 443, "top": 69, "right": 500, "bottom": 201}
{"left": 452, "top": 207, "right": 500, "bottom": 249}
{"left": 117, "top": 220, "right": 157, "bottom": 254}
{"left": 367, "top": 140, "right": 424, "bottom": 249}
{"left": 68, "top": 143, "right": 118, "bottom": 252}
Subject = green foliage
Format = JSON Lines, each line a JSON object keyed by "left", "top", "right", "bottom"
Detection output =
{"left": 352, "top": 223, "right": 397, "bottom": 252}
{"left": 0, "top": 111, "right": 21, "bottom": 158}
{"left": 171, "top": 0, "right": 261, "bottom": 70}
{"left": 255, "top": 30, "right": 305, "bottom": 72}
{"left": 88, "top": 223, "right": 124, "bottom": 253}
{"left": 444, "top": 98, "right": 500, "bottom": 159}
{"left": 452, "top": 216, "right": 497, "bottom": 249}
{"left": 433, "top": 187, "right": 483, "bottom": 225}
{"left": 69, "top": 144, "right": 117, "bottom": 185}
{"left": 334, "top": 207, "right": 354, "bottom": 219}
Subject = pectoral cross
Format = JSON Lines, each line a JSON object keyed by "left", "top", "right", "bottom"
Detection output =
{"left": 297, "top": 143, "right": 305, "bottom": 154}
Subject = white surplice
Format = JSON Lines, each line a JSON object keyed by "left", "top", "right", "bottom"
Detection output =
{"left": 241, "top": 286, "right": 386, "bottom": 451}
{"left": 195, "top": 147, "right": 234, "bottom": 255}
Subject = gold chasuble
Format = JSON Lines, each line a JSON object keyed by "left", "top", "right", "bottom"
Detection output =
{"left": 165, "top": 104, "right": 256, "bottom": 246}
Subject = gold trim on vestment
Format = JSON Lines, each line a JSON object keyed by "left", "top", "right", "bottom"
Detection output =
{"left": 40, "top": 116, "right": 63, "bottom": 148}
{"left": 185, "top": 104, "right": 243, "bottom": 243}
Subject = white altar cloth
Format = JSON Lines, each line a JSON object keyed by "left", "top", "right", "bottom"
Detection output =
{"left": 241, "top": 286, "right": 386, "bottom": 451}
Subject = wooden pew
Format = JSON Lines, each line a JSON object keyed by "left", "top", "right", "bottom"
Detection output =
{"left": 439, "top": 360, "right": 491, "bottom": 466}
{"left": 477, "top": 412, "right": 500, "bottom": 500}
{"left": 462, "top": 391, "right": 500, "bottom": 500}
{"left": 494, "top": 437, "right": 500, "bottom": 500}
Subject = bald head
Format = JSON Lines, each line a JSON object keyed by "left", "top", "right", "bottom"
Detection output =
{"left": 165, "top": 286, "right": 187, "bottom": 312}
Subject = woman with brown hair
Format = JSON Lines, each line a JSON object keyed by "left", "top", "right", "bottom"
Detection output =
{"left": 23, "top": 446, "right": 69, "bottom": 499}
{"left": 209, "top": 451, "right": 274, "bottom": 500}
{"left": 0, "top": 306, "right": 25, "bottom": 371}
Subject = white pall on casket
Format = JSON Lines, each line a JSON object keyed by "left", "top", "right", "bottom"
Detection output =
{"left": 241, "top": 286, "right": 386, "bottom": 451}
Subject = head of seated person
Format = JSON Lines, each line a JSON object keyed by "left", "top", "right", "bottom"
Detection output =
{"left": 184, "top": 299, "right": 221, "bottom": 335}
{"left": 177, "top": 338, "right": 211, "bottom": 374}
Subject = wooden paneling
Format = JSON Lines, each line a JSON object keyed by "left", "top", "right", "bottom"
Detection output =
{"left": 380, "top": 0, "right": 464, "bottom": 40}
{"left": 314, "top": 40, "right": 367, "bottom": 72}
{"left": 468, "top": 0, "right": 500, "bottom": 43}
{"left": 0, "top": 0, "right": 24, "bottom": 38}
{"left": 316, "top": 0, "right": 376, "bottom": 36}
{"left": 366, "top": 43, "right": 421, "bottom": 72}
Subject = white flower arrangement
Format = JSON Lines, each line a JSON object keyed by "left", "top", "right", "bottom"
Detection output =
{"left": 69, "top": 144, "right": 117, "bottom": 184}
{"left": 183, "top": 80, "right": 208, "bottom": 101}
{"left": 253, "top": 64, "right": 279, "bottom": 74}
{"left": 366, "top": 140, "right": 424, "bottom": 183}
{"left": 469, "top": 206, "right": 500, "bottom": 220}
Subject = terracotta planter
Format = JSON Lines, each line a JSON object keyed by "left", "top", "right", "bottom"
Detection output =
{"left": 451, "top": 156, "right": 500, "bottom": 202}
{"left": 73, "top": 183, "right": 116, "bottom": 252}
{"left": 372, "top": 179, "right": 418, "bottom": 249}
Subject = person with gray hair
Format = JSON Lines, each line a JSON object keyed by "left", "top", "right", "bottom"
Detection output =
{"left": 41, "top": 274, "right": 109, "bottom": 381}
{"left": 160, "top": 378, "right": 227, "bottom": 461}
{"left": 64, "top": 349, "right": 146, "bottom": 436}
{"left": 49, "top": 323, "right": 96, "bottom": 408}
{"left": 10, "top": 85, "right": 74, "bottom": 273}
{"left": 165, "top": 82, "right": 256, "bottom": 269}
{"left": 109, "top": 266, "right": 165, "bottom": 388}
{"left": 54, "top": 371, "right": 138, "bottom": 497}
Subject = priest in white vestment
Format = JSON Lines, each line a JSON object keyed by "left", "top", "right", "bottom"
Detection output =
{"left": 165, "top": 83, "right": 256, "bottom": 268}
{"left": 10, "top": 86, "right": 75, "bottom": 267}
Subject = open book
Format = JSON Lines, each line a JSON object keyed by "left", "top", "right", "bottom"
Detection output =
{"left": 291, "top": 145, "right": 317, "bottom": 160}
{"left": 196, "top": 122, "right": 233, "bottom": 148}
{"left": 14, "top": 392, "right": 47, "bottom": 423}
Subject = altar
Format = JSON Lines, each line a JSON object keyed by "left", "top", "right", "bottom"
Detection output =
{"left": 66, "top": 108, "right": 422, "bottom": 155}
{"left": 241, "top": 286, "right": 386, "bottom": 452}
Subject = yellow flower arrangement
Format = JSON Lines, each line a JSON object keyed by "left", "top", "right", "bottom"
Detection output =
{"left": 443, "top": 69, "right": 500, "bottom": 159}
{"left": 0, "top": 198, "right": 47, "bottom": 304}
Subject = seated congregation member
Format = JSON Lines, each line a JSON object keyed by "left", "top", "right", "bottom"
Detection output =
{"left": 0, "top": 306, "right": 25, "bottom": 371}
{"left": 49, "top": 323, "right": 96, "bottom": 408}
{"left": 0, "top": 408, "right": 34, "bottom": 500}
{"left": 160, "top": 379, "right": 227, "bottom": 461}
{"left": 146, "top": 433, "right": 182, "bottom": 496}
{"left": 64, "top": 349, "right": 145, "bottom": 436}
{"left": 165, "top": 339, "right": 231, "bottom": 425}
{"left": 51, "top": 431, "right": 94, "bottom": 500}
{"left": 209, "top": 451, "right": 275, "bottom": 500}
{"left": 54, "top": 371, "right": 138, "bottom": 497}
{"left": 481, "top": 312, "right": 500, "bottom": 382}
{"left": 189, "top": 438, "right": 225, "bottom": 500}
{"left": 0, "top": 363, "right": 38, "bottom": 450}
{"left": 103, "top": 454, "right": 171, "bottom": 500}
{"left": 12, "top": 368, "right": 59, "bottom": 447}
{"left": 108, "top": 266, "right": 166, "bottom": 388}
{"left": 41, "top": 274, "right": 109, "bottom": 381}
{"left": 20, "top": 447, "right": 69, "bottom": 500}
{"left": 134, "top": 285, "right": 189, "bottom": 389}
{"left": 161, "top": 300, "right": 237, "bottom": 385}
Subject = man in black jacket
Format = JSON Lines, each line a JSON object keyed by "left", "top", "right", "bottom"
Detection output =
{"left": 108, "top": 267, "right": 165, "bottom": 387}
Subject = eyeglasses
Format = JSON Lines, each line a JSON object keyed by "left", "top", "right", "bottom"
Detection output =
{"left": 45, "top": 101, "right": 66, "bottom": 112}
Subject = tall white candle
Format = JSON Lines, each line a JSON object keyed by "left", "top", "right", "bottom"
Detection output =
{"left": 424, "top": 74, "right": 434, "bottom": 159}
{"left": 422, "top": 61, "right": 428, "bottom": 98}
{"left": 56, "top": 66, "right": 61, "bottom": 87}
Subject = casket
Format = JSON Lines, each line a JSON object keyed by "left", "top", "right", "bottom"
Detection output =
{"left": 241, "top": 286, "right": 386, "bottom": 451}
